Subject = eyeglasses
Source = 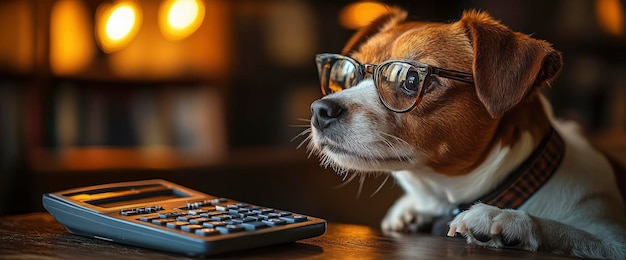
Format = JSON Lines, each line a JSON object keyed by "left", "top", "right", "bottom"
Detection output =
{"left": 315, "top": 53, "right": 474, "bottom": 113}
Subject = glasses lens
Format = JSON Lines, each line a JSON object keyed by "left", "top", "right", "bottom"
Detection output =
{"left": 316, "top": 55, "right": 359, "bottom": 95}
{"left": 375, "top": 62, "right": 426, "bottom": 112}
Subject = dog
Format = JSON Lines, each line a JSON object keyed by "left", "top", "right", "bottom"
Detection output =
{"left": 307, "top": 8, "right": 626, "bottom": 259}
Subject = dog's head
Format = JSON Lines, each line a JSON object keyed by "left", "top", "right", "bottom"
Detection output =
{"left": 309, "top": 9, "right": 562, "bottom": 176}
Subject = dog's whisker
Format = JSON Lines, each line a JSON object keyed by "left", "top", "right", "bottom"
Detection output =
{"left": 289, "top": 124, "right": 311, "bottom": 128}
{"left": 334, "top": 172, "right": 358, "bottom": 189}
{"left": 355, "top": 174, "right": 366, "bottom": 198}
{"left": 380, "top": 132, "right": 411, "bottom": 147}
{"left": 295, "top": 118, "right": 311, "bottom": 123}
{"left": 296, "top": 135, "right": 312, "bottom": 150}
{"left": 377, "top": 131, "right": 408, "bottom": 163}
{"left": 290, "top": 128, "right": 312, "bottom": 143}
{"left": 290, "top": 128, "right": 311, "bottom": 145}
{"left": 370, "top": 174, "right": 390, "bottom": 197}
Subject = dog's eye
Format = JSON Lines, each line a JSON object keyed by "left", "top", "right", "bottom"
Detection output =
{"left": 402, "top": 71, "right": 420, "bottom": 95}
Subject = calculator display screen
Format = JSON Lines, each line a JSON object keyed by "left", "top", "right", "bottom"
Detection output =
{"left": 63, "top": 183, "right": 190, "bottom": 208}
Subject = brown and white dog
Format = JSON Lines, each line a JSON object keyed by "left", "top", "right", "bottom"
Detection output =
{"left": 308, "top": 8, "right": 626, "bottom": 259}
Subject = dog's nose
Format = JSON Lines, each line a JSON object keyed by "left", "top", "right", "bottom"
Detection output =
{"left": 311, "top": 99, "right": 344, "bottom": 130}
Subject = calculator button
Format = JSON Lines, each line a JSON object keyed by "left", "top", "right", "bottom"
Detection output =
{"left": 262, "top": 218, "right": 287, "bottom": 226}
{"left": 188, "top": 208, "right": 209, "bottom": 215}
{"left": 252, "top": 208, "right": 274, "bottom": 214}
{"left": 214, "top": 205, "right": 228, "bottom": 211}
{"left": 211, "top": 215, "right": 232, "bottom": 221}
{"left": 189, "top": 217, "right": 212, "bottom": 225}
{"left": 231, "top": 217, "right": 256, "bottom": 224}
{"left": 202, "top": 221, "right": 227, "bottom": 228}
{"left": 256, "top": 214, "right": 271, "bottom": 220}
{"left": 208, "top": 198, "right": 227, "bottom": 205}
{"left": 279, "top": 215, "right": 308, "bottom": 223}
{"left": 138, "top": 214, "right": 160, "bottom": 222}
{"left": 152, "top": 218, "right": 176, "bottom": 226}
{"left": 158, "top": 211, "right": 185, "bottom": 218}
{"left": 277, "top": 211, "right": 292, "bottom": 217}
{"left": 120, "top": 210, "right": 138, "bottom": 216}
{"left": 241, "top": 221, "right": 269, "bottom": 230}
{"left": 199, "top": 211, "right": 223, "bottom": 218}
{"left": 216, "top": 224, "right": 246, "bottom": 234}
{"left": 195, "top": 228, "right": 220, "bottom": 236}
{"left": 181, "top": 224, "right": 204, "bottom": 233}
{"left": 166, "top": 221, "right": 190, "bottom": 229}
{"left": 176, "top": 215, "right": 200, "bottom": 222}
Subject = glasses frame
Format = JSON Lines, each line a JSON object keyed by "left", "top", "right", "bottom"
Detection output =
{"left": 315, "top": 53, "right": 475, "bottom": 113}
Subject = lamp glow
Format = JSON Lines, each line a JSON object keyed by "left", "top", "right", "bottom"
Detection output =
{"left": 159, "top": 0, "right": 205, "bottom": 40}
{"left": 50, "top": 0, "right": 94, "bottom": 75}
{"left": 339, "top": 1, "right": 389, "bottom": 30}
{"left": 96, "top": 1, "right": 142, "bottom": 53}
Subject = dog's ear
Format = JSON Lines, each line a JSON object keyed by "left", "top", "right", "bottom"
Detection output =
{"left": 341, "top": 7, "right": 407, "bottom": 55}
{"left": 460, "top": 10, "right": 563, "bottom": 117}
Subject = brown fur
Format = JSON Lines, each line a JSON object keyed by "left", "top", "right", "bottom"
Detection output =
{"left": 342, "top": 9, "right": 561, "bottom": 176}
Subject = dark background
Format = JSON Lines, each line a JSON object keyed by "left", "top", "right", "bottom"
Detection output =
{"left": 1, "top": 0, "right": 625, "bottom": 227}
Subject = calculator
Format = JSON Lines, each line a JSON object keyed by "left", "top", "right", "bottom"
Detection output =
{"left": 42, "top": 179, "right": 326, "bottom": 256}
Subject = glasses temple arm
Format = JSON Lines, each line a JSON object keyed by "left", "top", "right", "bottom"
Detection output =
{"left": 432, "top": 67, "right": 475, "bottom": 84}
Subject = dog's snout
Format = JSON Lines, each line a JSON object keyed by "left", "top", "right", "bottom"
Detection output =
{"left": 311, "top": 99, "right": 344, "bottom": 130}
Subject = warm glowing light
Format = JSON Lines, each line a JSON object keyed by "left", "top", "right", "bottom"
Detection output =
{"left": 596, "top": 0, "right": 624, "bottom": 36}
{"left": 50, "top": 0, "right": 94, "bottom": 75}
{"left": 159, "top": 0, "right": 205, "bottom": 40}
{"left": 96, "top": 1, "right": 142, "bottom": 53}
{"left": 339, "top": 1, "right": 389, "bottom": 30}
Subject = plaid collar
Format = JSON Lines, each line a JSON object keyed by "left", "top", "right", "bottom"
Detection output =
{"left": 451, "top": 126, "right": 565, "bottom": 216}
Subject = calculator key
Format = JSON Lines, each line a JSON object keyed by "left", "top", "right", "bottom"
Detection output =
{"left": 277, "top": 211, "right": 292, "bottom": 217}
{"left": 231, "top": 217, "right": 256, "bottom": 224}
{"left": 166, "top": 221, "right": 190, "bottom": 229}
{"left": 256, "top": 214, "right": 271, "bottom": 220}
{"left": 181, "top": 224, "right": 204, "bottom": 233}
{"left": 120, "top": 209, "right": 138, "bottom": 216}
{"left": 211, "top": 215, "right": 232, "bottom": 221}
{"left": 241, "top": 221, "right": 269, "bottom": 230}
{"left": 268, "top": 213, "right": 281, "bottom": 218}
{"left": 188, "top": 208, "right": 210, "bottom": 215}
{"left": 216, "top": 224, "right": 246, "bottom": 234}
{"left": 158, "top": 211, "right": 185, "bottom": 218}
{"left": 228, "top": 208, "right": 249, "bottom": 215}
{"left": 252, "top": 208, "right": 274, "bottom": 214}
{"left": 152, "top": 218, "right": 176, "bottom": 226}
{"left": 176, "top": 215, "right": 200, "bottom": 222}
{"left": 203, "top": 221, "right": 227, "bottom": 228}
{"left": 200, "top": 211, "right": 224, "bottom": 218}
{"left": 189, "top": 217, "right": 212, "bottom": 225}
{"left": 209, "top": 198, "right": 228, "bottom": 205}
{"left": 280, "top": 215, "right": 308, "bottom": 223}
{"left": 214, "top": 205, "right": 228, "bottom": 211}
{"left": 262, "top": 218, "right": 287, "bottom": 226}
{"left": 195, "top": 228, "right": 220, "bottom": 236}
{"left": 138, "top": 214, "right": 160, "bottom": 222}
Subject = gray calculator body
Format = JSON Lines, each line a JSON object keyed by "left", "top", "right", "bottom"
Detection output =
{"left": 42, "top": 179, "right": 326, "bottom": 256}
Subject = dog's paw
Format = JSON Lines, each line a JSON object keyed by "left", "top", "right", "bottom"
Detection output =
{"left": 447, "top": 203, "right": 539, "bottom": 251}
{"left": 381, "top": 195, "right": 432, "bottom": 232}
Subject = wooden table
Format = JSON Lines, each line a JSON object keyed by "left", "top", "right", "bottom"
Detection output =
{"left": 0, "top": 212, "right": 578, "bottom": 259}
